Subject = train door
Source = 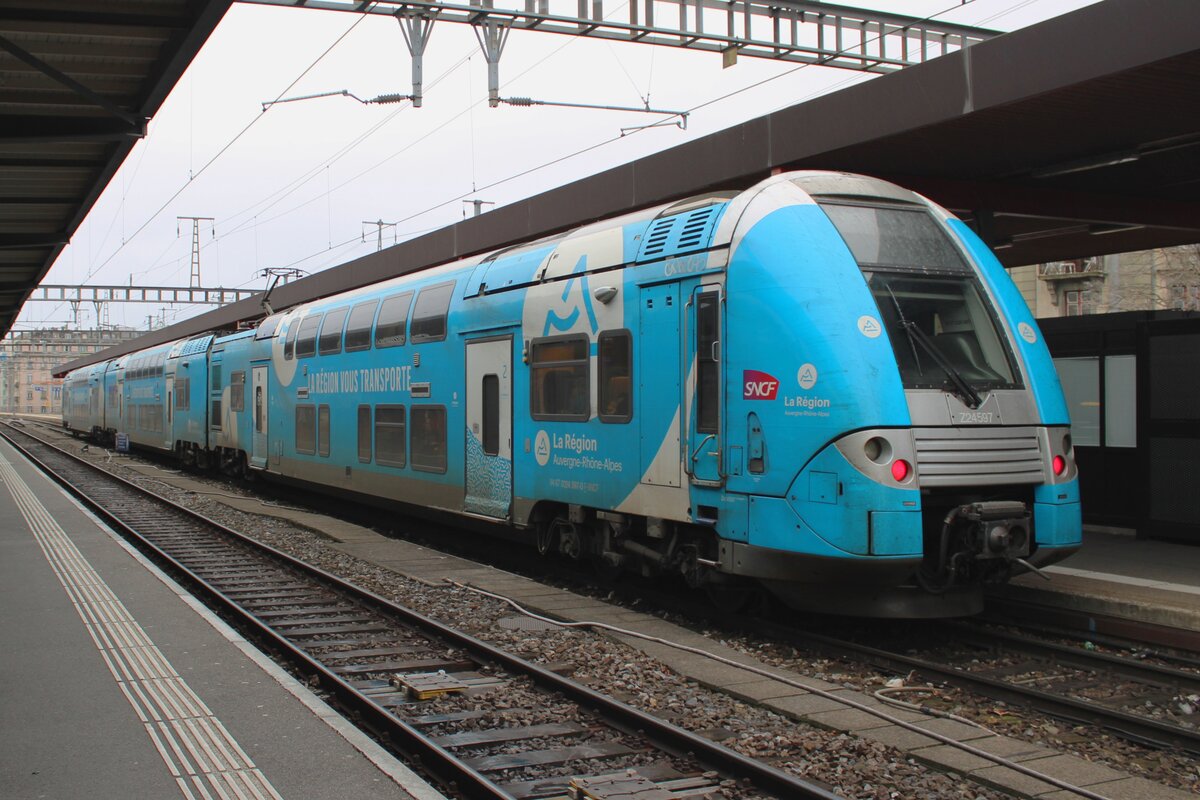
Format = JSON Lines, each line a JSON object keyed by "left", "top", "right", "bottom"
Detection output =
{"left": 165, "top": 366, "right": 174, "bottom": 450}
{"left": 251, "top": 364, "right": 269, "bottom": 469}
{"left": 464, "top": 337, "right": 512, "bottom": 519}
{"left": 687, "top": 284, "right": 723, "bottom": 485}
{"left": 639, "top": 284, "right": 681, "bottom": 487}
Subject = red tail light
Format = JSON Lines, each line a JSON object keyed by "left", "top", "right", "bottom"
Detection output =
{"left": 891, "top": 459, "right": 911, "bottom": 482}
{"left": 1052, "top": 455, "right": 1067, "bottom": 476}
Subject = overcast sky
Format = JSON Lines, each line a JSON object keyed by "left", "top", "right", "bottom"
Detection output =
{"left": 18, "top": 0, "right": 1098, "bottom": 332}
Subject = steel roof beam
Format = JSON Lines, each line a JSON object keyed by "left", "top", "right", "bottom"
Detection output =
{"left": 0, "top": 32, "right": 142, "bottom": 130}
{"left": 244, "top": 0, "right": 998, "bottom": 72}
{"left": 29, "top": 285, "right": 261, "bottom": 305}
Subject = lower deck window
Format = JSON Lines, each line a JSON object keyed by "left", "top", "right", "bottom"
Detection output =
{"left": 296, "top": 405, "right": 316, "bottom": 454}
{"left": 411, "top": 405, "right": 447, "bottom": 473}
{"left": 375, "top": 405, "right": 406, "bottom": 467}
{"left": 357, "top": 405, "right": 372, "bottom": 463}
{"left": 318, "top": 405, "right": 331, "bottom": 457}
{"left": 530, "top": 335, "right": 589, "bottom": 420}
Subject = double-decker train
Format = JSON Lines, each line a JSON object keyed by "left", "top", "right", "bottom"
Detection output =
{"left": 63, "top": 171, "right": 1081, "bottom": 616}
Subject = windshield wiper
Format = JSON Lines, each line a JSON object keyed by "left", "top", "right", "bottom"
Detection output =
{"left": 882, "top": 285, "right": 983, "bottom": 409}
{"left": 901, "top": 320, "right": 984, "bottom": 409}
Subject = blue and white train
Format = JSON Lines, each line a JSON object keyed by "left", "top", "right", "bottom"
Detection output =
{"left": 63, "top": 172, "right": 1081, "bottom": 616}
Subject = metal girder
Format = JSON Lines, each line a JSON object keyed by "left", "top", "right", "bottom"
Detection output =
{"left": 0, "top": 115, "right": 147, "bottom": 142}
{"left": 243, "top": 0, "right": 997, "bottom": 72}
{"left": 31, "top": 285, "right": 260, "bottom": 305}
{"left": 0, "top": 32, "right": 144, "bottom": 130}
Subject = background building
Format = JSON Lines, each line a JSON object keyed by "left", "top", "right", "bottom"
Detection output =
{"left": 1012, "top": 246, "right": 1200, "bottom": 318}
{"left": 0, "top": 328, "right": 141, "bottom": 416}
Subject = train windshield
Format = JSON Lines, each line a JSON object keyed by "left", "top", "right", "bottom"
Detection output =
{"left": 818, "top": 200, "right": 1019, "bottom": 395}
{"left": 868, "top": 274, "right": 1017, "bottom": 393}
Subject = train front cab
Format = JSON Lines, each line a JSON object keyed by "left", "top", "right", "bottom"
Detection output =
{"left": 705, "top": 173, "right": 1081, "bottom": 617}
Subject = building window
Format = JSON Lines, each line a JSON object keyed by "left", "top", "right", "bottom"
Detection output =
{"left": 598, "top": 330, "right": 633, "bottom": 423}
{"left": 1064, "top": 289, "right": 1094, "bottom": 317}
{"left": 375, "top": 405, "right": 406, "bottom": 467}
{"left": 411, "top": 405, "right": 447, "bottom": 473}
{"left": 1053, "top": 358, "right": 1100, "bottom": 446}
{"left": 530, "top": 334, "right": 589, "bottom": 421}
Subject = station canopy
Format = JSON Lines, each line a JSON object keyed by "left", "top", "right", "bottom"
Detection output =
{"left": 11, "top": 0, "right": 1198, "bottom": 374}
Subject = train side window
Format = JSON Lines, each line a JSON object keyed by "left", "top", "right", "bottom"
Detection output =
{"left": 296, "top": 405, "right": 316, "bottom": 454}
{"left": 530, "top": 334, "right": 589, "bottom": 421}
{"left": 230, "top": 371, "right": 245, "bottom": 413}
{"left": 598, "top": 330, "right": 633, "bottom": 423}
{"left": 357, "top": 405, "right": 372, "bottom": 463}
{"left": 345, "top": 300, "right": 379, "bottom": 352}
{"left": 256, "top": 313, "right": 283, "bottom": 340}
{"left": 410, "top": 282, "right": 454, "bottom": 344}
{"left": 318, "top": 405, "right": 331, "bottom": 457}
{"left": 174, "top": 377, "right": 190, "bottom": 411}
{"left": 696, "top": 292, "right": 720, "bottom": 434}
{"left": 411, "top": 405, "right": 447, "bottom": 473}
{"left": 375, "top": 292, "right": 413, "bottom": 348}
{"left": 296, "top": 314, "right": 323, "bottom": 359}
{"left": 319, "top": 308, "right": 348, "bottom": 355}
{"left": 284, "top": 319, "right": 298, "bottom": 360}
{"left": 211, "top": 366, "right": 223, "bottom": 430}
{"left": 375, "top": 405, "right": 406, "bottom": 467}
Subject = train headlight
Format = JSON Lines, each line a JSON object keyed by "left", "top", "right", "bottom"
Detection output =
{"left": 835, "top": 429, "right": 919, "bottom": 488}
{"left": 863, "top": 436, "right": 891, "bottom": 463}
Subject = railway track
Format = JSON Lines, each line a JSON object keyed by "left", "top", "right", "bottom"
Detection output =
{"left": 772, "top": 618, "right": 1200, "bottom": 755}
{"left": 1, "top": 422, "right": 841, "bottom": 800}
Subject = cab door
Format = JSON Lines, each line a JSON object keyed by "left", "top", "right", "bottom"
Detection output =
{"left": 688, "top": 285, "right": 723, "bottom": 485}
{"left": 464, "top": 337, "right": 512, "bottom": 518}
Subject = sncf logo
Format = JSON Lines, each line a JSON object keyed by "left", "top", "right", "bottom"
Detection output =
{"left": 743, "top": 370, "right": 779, "bottom": 400}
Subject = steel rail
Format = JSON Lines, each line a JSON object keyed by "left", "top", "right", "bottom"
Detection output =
{"left": 778, "top": 623, "right": 1200, "bottom": 755}
{"left": 946, "top": 620, "right": 1200, "bottom": 694}
{"left": 1, "top": 424, "right": 843, "bottom": 800}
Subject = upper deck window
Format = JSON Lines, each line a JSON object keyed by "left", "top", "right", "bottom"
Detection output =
{"left": 345, "top": 300, "right": 379, "bottom": 352}
{"left": 410, "top": 282, "right": 454, "bottom": 344}
{"left": 819, "top": 201, "right": 968, "bottom": 275}
{"left": 375, "top": 292, "right": 413, "bottom": 349}
{"left": 295, "top": 314, "right": 323, "bottom": 359}
{"left": 319, "top": 308, "right": 348, "bottom": 355}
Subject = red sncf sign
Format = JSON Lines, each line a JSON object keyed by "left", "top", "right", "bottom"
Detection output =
{"left": 743, "top": 370, "right": 779, "bottom": 400}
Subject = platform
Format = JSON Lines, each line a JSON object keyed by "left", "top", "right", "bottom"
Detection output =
{"left": 11, "top": 428, "right": 1197, "bottom": 800}
{"left": 0, "top": 437, "right": 446, "bottom": 800}
{"left": 991, "top": 528, "right": 1200, "bottom": 635}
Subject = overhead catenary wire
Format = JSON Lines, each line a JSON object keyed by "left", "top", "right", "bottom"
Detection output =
{"left": 32, "top": 0, "right": 1025, "bottom": 330}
